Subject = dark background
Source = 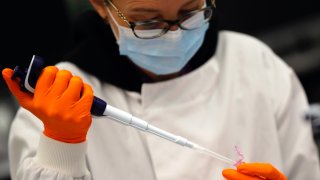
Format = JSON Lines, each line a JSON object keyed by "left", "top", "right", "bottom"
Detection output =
{"left": 0, "top": 0, "right": 319, "bottom": 179}
{"left": 1, "top": 0, "right": 319, "bottom": 101}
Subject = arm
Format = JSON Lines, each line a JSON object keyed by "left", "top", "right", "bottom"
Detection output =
{"left": 273, "top": 63, "right": 320, "bottom": 179}
{"left": 223, "top": 45, "right": 320, "bottom": 180}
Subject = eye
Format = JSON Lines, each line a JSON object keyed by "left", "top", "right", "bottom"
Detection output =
{"left": 135, "top": 22, "right": 166, "bottom": 30}
{"left": 128, "top": 13, "right": 161, "bottom": 22}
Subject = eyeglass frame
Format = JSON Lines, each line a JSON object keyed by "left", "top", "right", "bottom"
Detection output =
{"left": 104, "top": 0, "right": 216, "bottom": 39}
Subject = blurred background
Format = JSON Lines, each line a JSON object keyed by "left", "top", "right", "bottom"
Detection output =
{"left": 0, "top": 0, "right": 319, "bottom": 179}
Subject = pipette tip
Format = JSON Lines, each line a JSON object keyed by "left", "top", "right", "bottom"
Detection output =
{"left": 191, "top": 144, "right": 245, "bottom": 167}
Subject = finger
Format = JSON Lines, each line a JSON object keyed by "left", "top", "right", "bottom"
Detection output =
{"left": 237, "top": 163, "right": 287, "bottom": 180}
{"left": 34, "top": 66, "right": 59, "bottom": 95}
{"left": 222, "top": 169, "right": 262, "bottom": 180}
{"left": 78, "top": 83, "right": 94, "bottom": 107}
{"left": 2, "top": 68, "right": 33, "bottom": 109}
{"left": 50, "top": 70, "right": 72, "bottom": 95}
{"left": 63, "top": 76, "right": 83, "bottom": 102}
{"left": 76, "top": 84, "right": 94, "bottom": 115}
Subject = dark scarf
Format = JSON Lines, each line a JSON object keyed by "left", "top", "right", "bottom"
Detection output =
{"left": 63, "top": 10, "right": 218, "bottom": 93}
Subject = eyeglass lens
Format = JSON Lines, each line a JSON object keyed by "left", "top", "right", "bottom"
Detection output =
{"left": 133, "top": 8, "right": 212, "bottom": 39}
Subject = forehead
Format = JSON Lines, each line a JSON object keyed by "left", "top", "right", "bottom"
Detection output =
{"left": 120, "top": 0, "right": 200, "bottom": 3}
{"left": 118, "top": 0, "right": 202, "bottom": 7}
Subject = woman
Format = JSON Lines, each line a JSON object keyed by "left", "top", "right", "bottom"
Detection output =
{"left": 2, "top": 0, "right": 320, "bottom": 179}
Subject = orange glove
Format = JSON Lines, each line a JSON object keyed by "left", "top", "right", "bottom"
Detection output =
{"left": 222, "top": 163, "right": 287, "bottom": 180}
{"left": 2, "top": 67, "right": 94, "bottom": 143}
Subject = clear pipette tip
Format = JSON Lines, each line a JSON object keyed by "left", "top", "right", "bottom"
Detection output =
{"left": 192, "top": 143, "right": 244, "bottom": 167}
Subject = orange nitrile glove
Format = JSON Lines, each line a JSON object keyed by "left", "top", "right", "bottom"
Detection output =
{"left": 222, "top": 163, "right": 287, "bottom": 180}
{"left": 2, "top": 67, "right": 94, "bottom": 143}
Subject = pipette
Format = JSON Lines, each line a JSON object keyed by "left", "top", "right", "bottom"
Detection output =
{"left": 102, "top": 103, "right": 238, "bottom": 166}
{"left": 12, "top": 55, "right": 241, "bottom": 166}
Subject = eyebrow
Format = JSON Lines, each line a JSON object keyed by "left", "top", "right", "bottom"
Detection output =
{"left": 129, "top": 0, "right": 196, "bottom": 13}
{"left": 182, "top": 0, "right": 197, "bottom": 7}
{"left": 130, "top": 7, "right": 160, "bottom": 13}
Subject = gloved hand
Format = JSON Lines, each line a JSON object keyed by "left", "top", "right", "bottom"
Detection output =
{"left": 222, "top": 163, "right": 287, "bottom": 180}
{"left": 2, "top": 67, "right": 94, "bottom": 143}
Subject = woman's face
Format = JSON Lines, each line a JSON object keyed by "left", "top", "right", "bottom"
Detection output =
{"left": 90, "top": 0, "right": 204, "bottom": 37}
{"left": 89, "top": 0, "right": 206, "bottom": 80}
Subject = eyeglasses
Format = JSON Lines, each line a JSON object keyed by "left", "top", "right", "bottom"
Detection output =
{"left": 104, "top": 0, "right": 216, "bottom": 39}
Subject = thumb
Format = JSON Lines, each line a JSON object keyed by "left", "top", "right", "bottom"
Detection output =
{"left": 2, "top": 68, "right": 33, "bottom": 109}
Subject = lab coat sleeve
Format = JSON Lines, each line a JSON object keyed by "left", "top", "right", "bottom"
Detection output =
{"left": 270, "top": 52, "right": 320, "bottom": 179}
{"left": 9, "top": 108, "right": 91, "bottom": 180}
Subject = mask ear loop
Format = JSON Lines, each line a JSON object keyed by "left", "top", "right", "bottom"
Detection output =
{"left": 105, "top": 7, "right": 121, "bottom": 41}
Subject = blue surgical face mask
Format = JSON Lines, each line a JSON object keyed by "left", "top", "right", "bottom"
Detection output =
{"left": 107, "top": 9, "right": 209, "bottom": 75}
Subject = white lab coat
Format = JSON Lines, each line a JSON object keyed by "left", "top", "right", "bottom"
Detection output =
{"left": 9, "top": 31, "right": 320, "bottom": 180}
